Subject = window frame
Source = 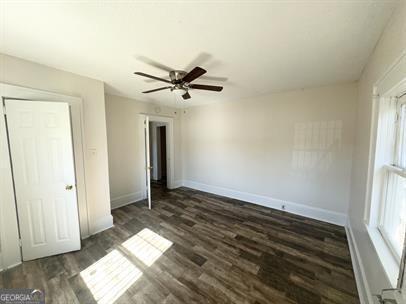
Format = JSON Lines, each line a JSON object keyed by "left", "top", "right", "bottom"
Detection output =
{"left": 377, "top": 95, "right": 406, "bottom": 262}
{"left": 395, "top": 96, "right": 406, "bottom": 167}
{"left": 365, "top": 53, "right": 406, "bottom": 288}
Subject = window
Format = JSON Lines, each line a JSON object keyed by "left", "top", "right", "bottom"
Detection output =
{"left": 378, "top": 94, "right": 406, "bottom": 261}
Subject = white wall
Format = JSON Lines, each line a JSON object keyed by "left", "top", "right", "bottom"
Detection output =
{"left": 0, "top": 54, "right": 113, "bottom": 269}
{"left": 181, "top": 83, "right": 357, "bottom": 223}
{"left": 105, "top": 94, "right": 182, "bottom": 209}
{"left": 348, "top": 0, "right": 406, "bottom": 298}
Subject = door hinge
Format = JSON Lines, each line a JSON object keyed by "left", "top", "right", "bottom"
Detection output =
{"left": 18, "top": 239, "right": 22, "bottom": 247}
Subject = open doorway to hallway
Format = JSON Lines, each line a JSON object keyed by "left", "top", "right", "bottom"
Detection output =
{"left": 148, "top": 122, "right": 168, "bottom": 196}
{"left": 140, "top": 114, "right": 174, "bottom": 209}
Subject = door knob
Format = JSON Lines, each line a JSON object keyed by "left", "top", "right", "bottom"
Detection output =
{"left": 65, "top": 185, "right": 73, "bottom": 190}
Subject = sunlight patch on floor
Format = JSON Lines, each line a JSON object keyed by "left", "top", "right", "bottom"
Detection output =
{"left": 122, "top": 228, "right": 173, "bottom": 266}
{"left": 80, "top": 249, "right": 142, "bottom": 304}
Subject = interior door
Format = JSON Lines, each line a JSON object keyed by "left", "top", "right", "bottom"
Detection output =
{"left": 144, "top": 116, "right": 152, "bottom": 209}
{"left": 5, "top": 100, "right": 81, "bottom": 261}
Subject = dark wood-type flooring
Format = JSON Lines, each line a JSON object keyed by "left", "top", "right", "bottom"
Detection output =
{"left": 0, "top": 185, "right": 359, "bottom": 303}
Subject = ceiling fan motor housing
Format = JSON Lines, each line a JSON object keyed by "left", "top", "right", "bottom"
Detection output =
{"left": 169, "top": 70, "right": 187, "bottom": 84}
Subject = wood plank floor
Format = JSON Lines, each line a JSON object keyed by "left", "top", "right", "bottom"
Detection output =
{"left": 0, "top": 185, "right": 360, "bottom": 304}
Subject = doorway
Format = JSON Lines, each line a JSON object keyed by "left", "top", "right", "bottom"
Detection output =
{"left": 149, "top": 122, "right": 167, "bottom": 189}
{"left": 4, "top": 99, "right": 81, "bottom": 261}
{"left": 0, "top": 83, "right": 89, "bottom": 270}
{"left": 149, "top": 122, "right": 168, "bottom": 201}
{"left": 140, "top": 114, "right": 175, "bottom": 209}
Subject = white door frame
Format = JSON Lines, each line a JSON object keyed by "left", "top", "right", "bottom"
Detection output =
{"left": 139, "top": 114, "right": 175, "bottom": 204}
{"left": 0, "top": 83, "right": 88, "bottom": 270}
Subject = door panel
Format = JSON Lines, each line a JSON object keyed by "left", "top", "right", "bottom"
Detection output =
{"left": 5, "top": 100, "right": 81, "bottom": 261}
{"left": 26, "top": 199, "right": 46, "bottom": 245}
{"left": 49, "top": 138, "right": 64, "bottom": 181}
{"left": 21, "top": 138, "right": 40, "bottom": 185}
{"left": 54, "top": 197, "right": 69, "bottom": 240}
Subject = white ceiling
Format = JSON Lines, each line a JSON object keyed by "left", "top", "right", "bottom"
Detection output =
{"left": 1, "top": 1, "right": 398, "bottom": 107}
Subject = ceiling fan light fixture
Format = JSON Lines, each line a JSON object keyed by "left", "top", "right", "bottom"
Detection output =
{"left": 172, "top": 87, "right": 187, "bottom": 96}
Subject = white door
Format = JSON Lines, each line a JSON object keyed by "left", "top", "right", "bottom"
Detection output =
{"left": 144, "top": 116, "right": 152, "bottom": 209}
{"left": 5, "top": 100, "right": 81, "bottom": 261}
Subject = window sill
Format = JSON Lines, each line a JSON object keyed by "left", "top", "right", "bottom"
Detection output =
{"left": 365, "top": 223, "right": 399, "bottom": 287}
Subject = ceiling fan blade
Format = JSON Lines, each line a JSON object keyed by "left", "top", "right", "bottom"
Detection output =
{"left": 199, "top": 75, "right": 228, "bottom": 82}
{"left": 144, "top": 75, "right": 227, "bottom": 84}
{"left": 144, "top": 75, "right": 228, "bottom": 83}
{"left": 189, "top": 84, "right": 223, "bottom": 92}
{"left": 184, "top": 52, "right": 212, "bottom": 72}
{"left": 134, "top": 72, "right": 172, "bottom": 84}
{"left": 182, "top": 92, "right": 191, "bottom": 100}
{"left": 136, "top": 56, "right": 174, "bottom": 72}
{"left": 144, "top": 77, "right": 171, "bottom": 83}
{"left": 142, "top": 86, "right": 172, "bottom": 93}
{"left": 182, "top": 67, "right": 207, "bottom": 83}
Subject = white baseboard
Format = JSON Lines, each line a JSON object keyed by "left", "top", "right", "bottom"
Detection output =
{"left": 170, "top": 180, "right": 184, "bottom": 189}
{"left": 345, "top": 220, "right": 373, "bottom": 304}
{"left": 0, "top": 261, "right": 21, "bottom": 272}
{"left": 111, "top": 191, "right": 146, "bottom": 210}
{"left": 182, "top": 180, "right": 347, "bottom": 226}
{"left": 90, "top": 214, "right": 114, "bottom": 235}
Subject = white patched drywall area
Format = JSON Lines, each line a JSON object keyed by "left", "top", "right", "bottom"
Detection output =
{"left": 291, "top": 120, "right": 343, "bottom": 174}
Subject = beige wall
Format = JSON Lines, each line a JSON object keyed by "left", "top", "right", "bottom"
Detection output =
{"left": 105, "top": 94, "right": 182, "bottom": 209}
{"left": 181, "top": 83, "right": 357, "bottom": 217}
{"left": 0, "top": 53, "right": 112, "bottom": 236}
{"left": 348, "top": 0, "right": 406, "bottom": 297}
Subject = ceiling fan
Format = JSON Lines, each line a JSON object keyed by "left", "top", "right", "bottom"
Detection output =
{"left": 134, "top": 67, "right": 223, "bottom": 100}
